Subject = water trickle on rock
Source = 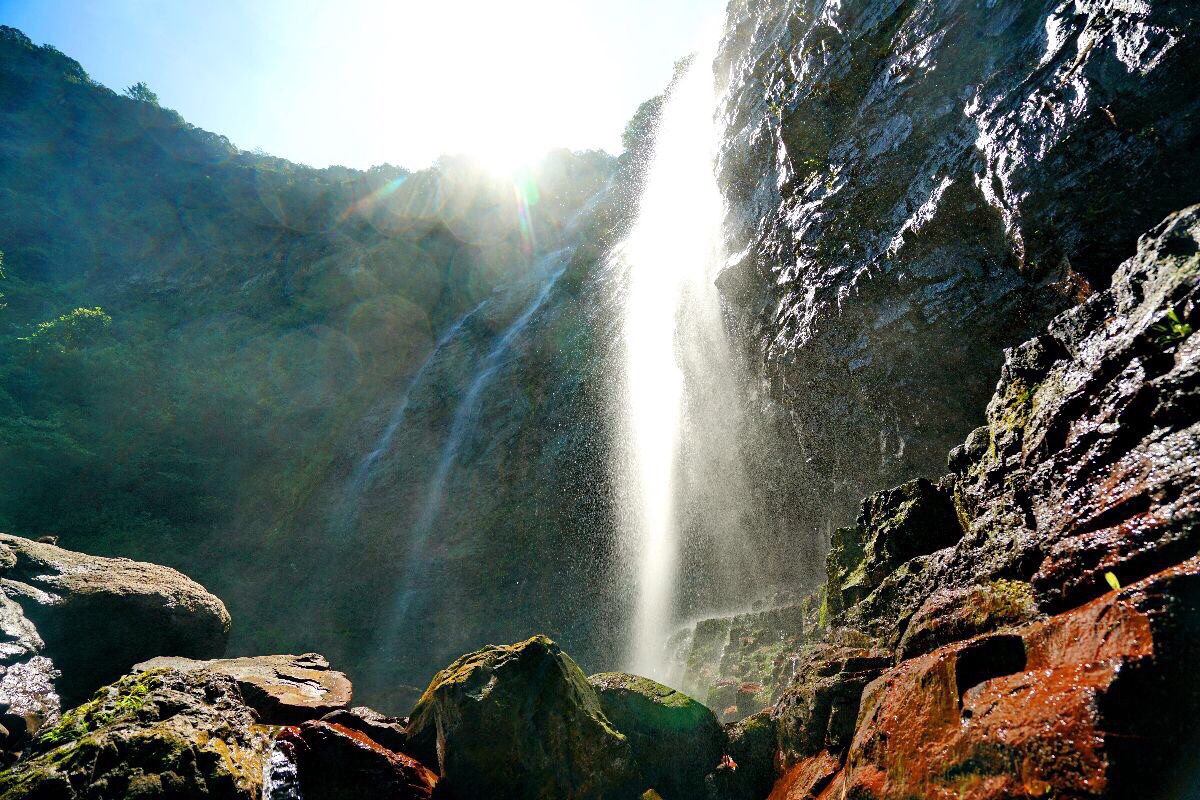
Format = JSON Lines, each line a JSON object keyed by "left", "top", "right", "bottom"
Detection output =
{"left": 328, "top": 300, "right": 488, "bottom": 539}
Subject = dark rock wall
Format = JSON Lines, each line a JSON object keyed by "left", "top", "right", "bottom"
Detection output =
{"left": 713, "top": 0, "right": 1200, "bottom": 539}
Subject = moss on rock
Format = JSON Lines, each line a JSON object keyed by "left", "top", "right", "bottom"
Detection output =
{"left": 0, "top": 668, "right": 270, "bottom": 799}
{"left": 588, "top": 672, "right": 724, "bottom": 799}
{"left": 405, "top": 635, "right": 637, "bottom": 800}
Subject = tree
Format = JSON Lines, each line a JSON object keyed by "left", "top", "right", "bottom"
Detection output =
{"left": 124, "top": 81, "right": 159, "bottom": 105}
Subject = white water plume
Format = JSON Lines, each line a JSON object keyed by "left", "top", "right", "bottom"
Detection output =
{"left": 614, "top": 44, "right": 747, "bottom": 681}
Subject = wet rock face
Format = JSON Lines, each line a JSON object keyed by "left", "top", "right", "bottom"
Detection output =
{"left": 134, "top": 653, "right": 352, "bottom": 725}
{"left": 761, "top": 205, "right": 1200, "bottom": 798}
{"left": 826, "top": 478, "right": 963, "bottom": 612}
{"left": 824, "top": 205, "right": 1200, "bottom": 649}
{"left": 405, "top": 635, "right": 638, "bottom": 800}
{"left": 819, "top": 557, "right": 1200, "bottom": 799}
{"left": 588, "top": 672, "right": 724, "bottom": 799}
{"left": 278, "top": 721, "right": 438, "bottom": 800}
{"left": 0, "top": 534, "right": 230, "bottom": 706}
{"left": 714, "top": 0, "right": 1200, "bottom": 527}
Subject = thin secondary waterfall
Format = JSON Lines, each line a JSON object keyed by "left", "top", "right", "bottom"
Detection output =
{"left": 614, "top": 47, "right": 735, "bottom": 680}
{"left": 371, "top": 247, "right": 575, "bottom": 657}
{"left": 328, "top": 300, "right": 487, "bottom": 538}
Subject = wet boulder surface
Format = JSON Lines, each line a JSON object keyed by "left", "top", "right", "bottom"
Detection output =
{"left": 405, "top": 635, "right": 639, "bottom": 800}
{"left": 0, "top": 664, "right": 441, "bottom": 800}
{"left": 0, "top": 534, "right": 231, "bottom": 707}
{"left": 0, "top": 668, "right": 271, "bottom": 800}
{"left": 588, "top": 672, "right": 725, "bottom": 799}
{"left": 133, "top": 653, "right": 352, "bottom": 725}
{"left": 715, "top": 0, "right": 1200, "bottom": 528}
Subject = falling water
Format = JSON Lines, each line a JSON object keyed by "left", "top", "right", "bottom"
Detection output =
{"left": 328, "top": 300, "right": 487, "bottom": 538}
{"left": 614, "top": 46, "right": 738, "bottom": 680}
{"left": 373, "top": 247, "right": 575, "bottom": 652}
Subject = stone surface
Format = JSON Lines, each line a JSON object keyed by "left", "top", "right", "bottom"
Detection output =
{"left": 588, "top": 672, "right": 724, "bottom": 799}
{"left": 771, "top": 643, "right": 890, "bottom": 767}
{"left": 0, "top": 668, "right": 271, "bottom": 799}
{"left": 318, "top": 705, "right": 408, "bottom": 754}
{"left": 134, "top": 653, "right": 351, "bottom": 725}
{"left": 714, "top": 0, "right": 1200, "bottom": 542}
{"left": 826, "top": 478, "right": 963, "bottom": 612}
{"left": 277, "top": 720, "right": 438, "bottom": 800}
{"left": 835, "top": 205, "right": 1200, "bottom": 650}
{"left": 896, "top": 580, "right": 1040, "bottom": 660}
{"left": 405, "top": 635, "right": 637, "bottom": 800}
{"left": 668, "top": 593, "right": 820, "bottom": 721}
{"left": 818, "top": 555, "right": 1200, "bottom": 799}
{"left": 711, "top": 709, "right": 778, "bottom": 800}
{"left": 0, "top": 534, "right": 231, "bottom": 705}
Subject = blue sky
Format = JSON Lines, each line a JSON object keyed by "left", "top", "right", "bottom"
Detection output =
{"left": 1, "top": 0, "right": 726, "bottom": 170}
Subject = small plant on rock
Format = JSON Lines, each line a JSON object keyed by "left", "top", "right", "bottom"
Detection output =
{"left": 1153, "top": 308, "right": 1192, "bottom": 347}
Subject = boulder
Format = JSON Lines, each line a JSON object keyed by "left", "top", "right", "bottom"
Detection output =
{"left": 406, "top": 635, "right": 637, "bottom": 800}
{"left": 318, "top": 705, "right": 407, "bottom": 753}
{"left": 711, "top": 709, "right": 777, "bottom": 800}
{"left": 809, "top": 555, "right": 1200, "bottom": 799}
{"left": 588, "top": 672, "right": 724, "bottom": 799}
{"left": 0, "top": 534, "right": 230, "bottom": 705}
{"left": 276, "top": 720, "right": 437, "bottom": 800}
{"left": 134, "top": 653, "right": 351, "bottom": 725}
{"left": 0, "top": 667, "right": 271, "bottom": 799}
{"left": 0, "top": 593, "right": 59, "bottom": 748}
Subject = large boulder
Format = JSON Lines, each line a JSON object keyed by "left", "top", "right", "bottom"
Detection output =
{"left": 588, "top": 672, "right": 724, "bottom": 799}
{"left": 0, "top": 534, "right": 230, "bottom": 705}
{"left": 0, "top": 667, "right": 272, "bottom": 799}
{"left": 0, "top": 592, "right": 59, "bottom": 750}
{"left": 406, "top": 635, "right": 638, "bottom": 800}
{"left": 134, "top": 653, "right": 351, "bottom": 725}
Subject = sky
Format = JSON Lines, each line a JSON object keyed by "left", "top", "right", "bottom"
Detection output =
{"left": 0, "top": 0, "right": 726, "bottom": 171}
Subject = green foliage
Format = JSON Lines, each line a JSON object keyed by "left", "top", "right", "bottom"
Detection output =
{"left": 21, "top": 307, "right": 111, "bottom": 350}
{"left": 1104, "top": 571, "right": 1122, "bottom": 591}
{"left": 123, "top": 81, "right": 158, "bottom": 105}
{"left": 1152, "top": 308, "right": 1192, "bottom": 346}
{"left": 37, "top": 671, "right": 158, "bottom": 748}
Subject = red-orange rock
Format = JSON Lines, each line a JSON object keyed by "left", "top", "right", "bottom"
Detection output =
{"left": 768, "top": 750, "right": 840, "bottom": 800}
{"left": 769, "top": 556, "right": 1200, "bottom": 799}
{"left": 282, "top": 720, "right": 438, "bottom": 800}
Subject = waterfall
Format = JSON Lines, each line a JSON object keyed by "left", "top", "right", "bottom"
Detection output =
{"left": 371, "top": 247, "right": 575, "bottom": 656}
{"left": 614, "top": 43, "right": 745, "bottom": 681}
{"left": 328, "top": 300, "right": 487, "bottom": 539}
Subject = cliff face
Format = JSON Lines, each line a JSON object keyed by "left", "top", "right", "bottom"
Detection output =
{"left": 0, "top": 25, "right": 624, "bottom": 706}
{"left": 713, "top": 0, "right": 1200, "bottom": 532}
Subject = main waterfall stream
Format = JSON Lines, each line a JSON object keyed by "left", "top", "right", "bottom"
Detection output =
{"left": 613, "top": 46, "right": 752, "bottom": 681}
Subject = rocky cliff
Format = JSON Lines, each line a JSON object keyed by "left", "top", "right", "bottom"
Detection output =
{"left": 714, "top": 0, "right": 1200, "bottom": 537}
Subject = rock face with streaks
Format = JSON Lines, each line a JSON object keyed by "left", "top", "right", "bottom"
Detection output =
{"left": 714, "top": 0, "right": 1200, "bottom": 531}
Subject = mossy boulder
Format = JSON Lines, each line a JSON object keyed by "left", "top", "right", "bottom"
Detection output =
{"left": 826, "top": 479, "right": 963, "bottom": 613}
{"left": 897, "top": 580, "right": 1040, "bottom": 660}
{"left": 405, "top": 635, "right": 637, "bottom": 800}
{"left": 710, "top": 709, "right": 776, "bottom": 800}
{"left": 0, "top": 668, "right": 270, "bottom": 799}
{"left": 587, "top": 672, "right": 723, "bottom": 799}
